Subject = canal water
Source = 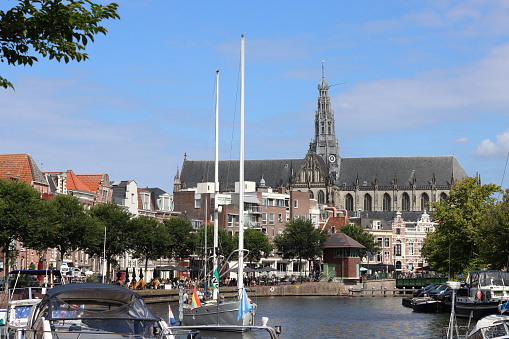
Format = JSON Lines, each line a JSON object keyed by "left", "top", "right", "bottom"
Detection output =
{"left": 149, "top": 296, "right": 454, "bottom": 338}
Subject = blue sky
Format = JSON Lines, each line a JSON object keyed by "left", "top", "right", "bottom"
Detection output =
{"left": 1, "top": 0, "right": 509, "bottom": 193}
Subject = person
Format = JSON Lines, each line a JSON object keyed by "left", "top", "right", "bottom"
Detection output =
{"left": 204, "top": 287, "right": 212, "bottom": 300}
{"left": 183, "top": 290, "right": 189, "bottom": 304}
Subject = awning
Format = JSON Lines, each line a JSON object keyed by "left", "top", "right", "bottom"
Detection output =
{"left": 244, "top": 195, "right": 260, "bottom": 204}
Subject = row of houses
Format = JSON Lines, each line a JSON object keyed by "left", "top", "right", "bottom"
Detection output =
{"left": 1, "top": 153, "right": 436, "bottom": 280}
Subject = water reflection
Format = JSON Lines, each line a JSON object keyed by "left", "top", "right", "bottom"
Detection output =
{"left": 150, "top": 296, "right": 452, "bottom": 338}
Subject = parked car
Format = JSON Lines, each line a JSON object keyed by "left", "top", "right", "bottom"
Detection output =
{"left": 413, "top": 284, "right": 439, "bottom": 297}
{"left": 429, "top": 284, "right": 451, "bottom": 300}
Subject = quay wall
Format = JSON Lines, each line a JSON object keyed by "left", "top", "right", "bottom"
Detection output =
{"left": 138, "top": 279, "right": 398, "bottom": 304}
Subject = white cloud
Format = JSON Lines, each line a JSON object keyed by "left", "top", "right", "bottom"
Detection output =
{"left": 454, "top": 137, "right": 469, "bottom": 143}
{"left": 475, "top": 129, "right": 509, "bottom": 157}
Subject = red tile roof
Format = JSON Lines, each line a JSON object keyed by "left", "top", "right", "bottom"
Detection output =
{"left": 65, "top": 171, "right": 90, "bottom": 191}
{"left": 76, "top": 174, "right": 104, "bottom": 193}
{"left": 0, "top": 154, "right": 46, "bottom": 185}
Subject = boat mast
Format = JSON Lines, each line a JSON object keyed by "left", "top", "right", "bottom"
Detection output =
{"left": 213, "top": 69, "right": 219, "bottom": 301}
{"left": 238, "top": 34, "right": 245, "bottom": 299}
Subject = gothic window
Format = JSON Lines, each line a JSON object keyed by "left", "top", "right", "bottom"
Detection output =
{"left": 328, "top": 122, "right": 331, "bottom": 134}
{"left": 383, "top": 193, "right": 391, "bottom": 211}
{"left": 317, "top": 190, "right": 325, "bottom": 204}
{"left": 421, "top": 193, "right": 430, "bottom": 211}
{"left": 402, "top": 193, "right": 410, "bottom": 211}
{"left": 440, "top": 192, "right": 447, "bottom": 202}
{"left": 345, "top": 194, "right": 353, "bottom": 211}
{"left": 364, "top": 194, "right": 372, "bottom": 211}
{"left": 309, "top": 190, "right": 314, "bottom": 199}
{"left": 321, "top": 122, "right": 324, "bottom": 133}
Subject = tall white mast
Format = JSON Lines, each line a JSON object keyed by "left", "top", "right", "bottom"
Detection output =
{"left": 213, "top": 69, "right": 219, "bottom": 300}
{"left": 238, "top": 34, "right": 245, "bottom": 298}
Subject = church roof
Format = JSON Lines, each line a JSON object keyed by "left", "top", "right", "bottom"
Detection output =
{"left": 338, "top": 156, "right": 467, "bottom": 187}
{"left": 180, "top": 159, "right": 303, "bottom": 190}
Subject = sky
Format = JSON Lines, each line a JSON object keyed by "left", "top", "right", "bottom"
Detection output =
{"left": 1, "top": 0, "right": 509, "bottom": 194}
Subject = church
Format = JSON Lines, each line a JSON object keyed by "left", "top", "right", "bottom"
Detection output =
{"left": 176, "top": 67, "right": 468, "bottom": 217}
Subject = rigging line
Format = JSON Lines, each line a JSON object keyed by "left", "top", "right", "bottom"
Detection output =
{"left": 227, "top": 47, "right": 241, "bottom": 191}
{"left": 499, "top": 151, "right": 509, "bottom": 199}
{"left": 202, "top": 73, "right": 218, "bottom": 185}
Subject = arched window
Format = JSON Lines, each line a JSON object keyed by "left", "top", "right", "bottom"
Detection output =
{"left": 396, "top": 261, "right": 402, "bottom": 270}
{"left": 421, "top": 193, "right": 430, "bottom": 211}
{"left": 308, "top": 190, "right": 314, "bottom": 199}
{"left": 402, "top": 193, "right": 410, "bottom": 211}
{"left": 317, "top": 190, "right": 325, "bottom": 204}
{"left": 364, "top": 194, "right": 372, "bottom": 211}
{"left": 383, "top": 193, "right": 391, "bottom": 211}
{"left": 440, "top": 192, "right": 447, "bottom": 202}
{"left": 345, "top": 194, "right": 353, "bottom": 211}
{"left": 395, "top": 241, "right": 402, "bottom": 256}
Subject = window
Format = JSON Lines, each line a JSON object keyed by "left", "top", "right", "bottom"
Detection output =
{"left": 418, "top": 243, "right": 423, "bottom": 256}
{"left": 395, "top": 241, "right": 401, "bottom": 256}
{"left": 269, "top": 213, "right": 275, "bottom": 225}
{"left": 228, "top": 215, "right": 234, "bottom": 228}
{"left": 377, "top": 237, "right": 383, "bottom": 247}
{"left": 384, "top": 238, "right": 390, "bottom": 248}
{"left": 195, "top": 198, "right": 201, "bottom": 209}
{"left": 402, "top": 193, "right": 410, "bottom": 211}
{"left": 309, "top": 190, "right": 314, "bottom": 199}
{"left": 364, "top": 194, "right": 372, "bottom": 211}
{"left": 272, "top": 228, "right": 275, "bottom": 237}
{"left": 294, "top": 199, "right": 298, "bottom": 208}
{"left": 383, "top": 194, "right": 391, "bottom": 211}
{"left": 345, "top": 194, "right": 353, "bottom": 211}
{"left": 317, "top": 190, "right": 325, "bottom": 204}
{"left": 440, "top": 193, "right": 447, "bottom": 202}
{"left": 262, "top": 213, "right": 267, "bottom": 224}
{"left": 396, "top": 228, "right": 401, "bottom": 235}
{"left": 377, "top": 252, "right": 383, "bottom": 262}
{"left": 384, "top": 251, "right": 390, "bottom": 260}
{"left": 408, "top": 243, "right": 414, "bottom": 255}
{"left": 334, "top": 248, "right": 359, "bottom": 258}
{"left": 421, "top": 193, "right": 429, "bottom": 211}
{"left": 278, "top": 213, "right": 283, "bottom": 223}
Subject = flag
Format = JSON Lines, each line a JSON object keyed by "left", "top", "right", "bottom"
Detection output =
{"left": 499, "top": 301, "right": 509, "bottom": 314}
{"left": 476, "top": 288, "right": 482, "bottom": 300}
{"left": 237, "top": 287, "right": 253, "bottom": 321}
{"left": 210, "top": 268, "right": 220, "bottom": 290}
{"left": 168, "top": 304, "right": 176, "bottom": 326}
{"left": 191, "top": 286, "right": 200, "bottom": 312}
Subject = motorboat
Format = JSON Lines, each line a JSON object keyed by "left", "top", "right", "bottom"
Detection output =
{"left": 23, "top": 283, "right": 179, "bottom": 339}
{"left": 455, "top": 270, "right": 509, "bottom": 320}
{"left": 466, "top": 314, "right": 509, "bottom": 339}
{"left": 411, "top": 297, "right": 450, "bottom": 313}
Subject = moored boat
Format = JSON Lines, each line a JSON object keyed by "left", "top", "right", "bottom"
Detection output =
{"left": 466, "top": 314, "right": 509, "bottom": 339}
{"left": 412, "top": 297, "right": 450, "bottom": 313}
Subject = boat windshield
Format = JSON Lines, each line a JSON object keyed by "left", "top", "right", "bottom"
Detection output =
{"left": 47, "top": 297, "right": 160, "bottom": 321}
{"left": 482, "top": 323, "right": 509, "bottom": 337}
{"left": 479, "top": 271, "right": 509, "bottom": 286}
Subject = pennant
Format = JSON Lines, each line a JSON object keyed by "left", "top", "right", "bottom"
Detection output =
{"left": 237, "top": 287, "right": 253, "bottom": 321}
{"left": 476, "top": 288, "right": 482, "bottom": 300}
{"left": 499, "top": 301, "right": 509, "bottom": 314}
{"left": 191, "top": 286, "right": 201, "bottom": 312}
{"left": 210, "top": 268, "right": 220, "bottom": 290}
{"left": 168, "top": 304, "right": 176, "bottom": 326}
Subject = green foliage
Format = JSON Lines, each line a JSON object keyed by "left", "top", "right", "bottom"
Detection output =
{"left": 478, "top": 189, "right": 509, "bottom": 269}
{"left": 0, "top": 179, "right": 46, "bottom": 269}
{"left": 163, "top": 217, "right": 193, "bottom": 260}
{"left": 88, "top": 202, "right": 132, "bottom": 281}
{"left": 35, "top": 194, "right": 99, "bottom": 265}
{"left": 339, "top": 223, "right": 380, "bottom": 259}
{"left": 273, "top": 218, "right": 328, "bottom": 263}
{"left": 194, "top": 224, "right": 237, "bottom": 260}
{"left": 0, "top": 0, "right": 119, "bottom": 89}
{"left": 243, "top": 228, "right": 274, "bottom": 263}
{"left": 422, "top": 176, "right": 501, "bottom": 276}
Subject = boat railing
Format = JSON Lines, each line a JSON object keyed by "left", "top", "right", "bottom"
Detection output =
{"left": 162, "top": 324, "right": 281, "bottom": 339}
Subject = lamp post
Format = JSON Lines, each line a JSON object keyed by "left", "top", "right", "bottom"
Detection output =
{"left": 102, "top": 226, "right": 106, "bottom": 284}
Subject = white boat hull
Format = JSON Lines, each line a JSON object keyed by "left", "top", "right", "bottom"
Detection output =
{"left": 182, "top": 300, "right": 256, "bottom": 331}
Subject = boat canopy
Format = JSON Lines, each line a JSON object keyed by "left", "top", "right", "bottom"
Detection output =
{"left": 38, "top": 283, "right": 160, "bottom": 321}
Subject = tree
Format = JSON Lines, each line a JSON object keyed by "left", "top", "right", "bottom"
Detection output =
{"left": 243, "top": 228, "right": 274, "bottom": 263}
{"left": 339, "top": 223, "right": 380, "bottom": 260}
{"left": 193, "top": 224, "right": 237, "bottom": 261}
{"left": 88, "top": 202, "right": 132, "bottom": 282}
{"left": 273, "top": 218, "right": 328, "bottom": 273}
{"left": 164, "top": 217, "right": 193, "bottom": 261}
{"left": 33, "top": 194, "right": 99, "bottom": 267}
{"left": 0, "top": 0, "right": 119, "bottom": 89}
{"left": 422, "top": 176, "right": 500, "bottom": 276}
{"left": 129, "top": 216, "right": 174, "bottom": 280}
{"left": 0, "top": 179, "right": 46, "bottom": 270}
{"left": 478, "top": 189, "right": 509, "bottom": 269}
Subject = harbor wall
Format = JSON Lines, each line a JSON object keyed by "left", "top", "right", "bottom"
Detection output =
{"left": 138, "top": 279, "right": 398, "bottom": 304}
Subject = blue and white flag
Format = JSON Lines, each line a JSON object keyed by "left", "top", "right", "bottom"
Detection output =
{"left": 499, "top": 301, "right": 509, "bottom": 314}
{"left": 237, "top": 288, "right": 253, "bottom": 321}
{"left": 168, "top": 304, "right": 176, "bottom": 326}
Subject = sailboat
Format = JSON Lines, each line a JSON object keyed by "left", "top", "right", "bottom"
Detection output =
{"left": 181, "top": 35, "right": 257, "bottom": 330}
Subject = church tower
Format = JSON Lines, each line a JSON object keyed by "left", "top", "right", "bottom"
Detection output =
{"left": 311, "top": 61, "right": 340, "bottom": 181}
